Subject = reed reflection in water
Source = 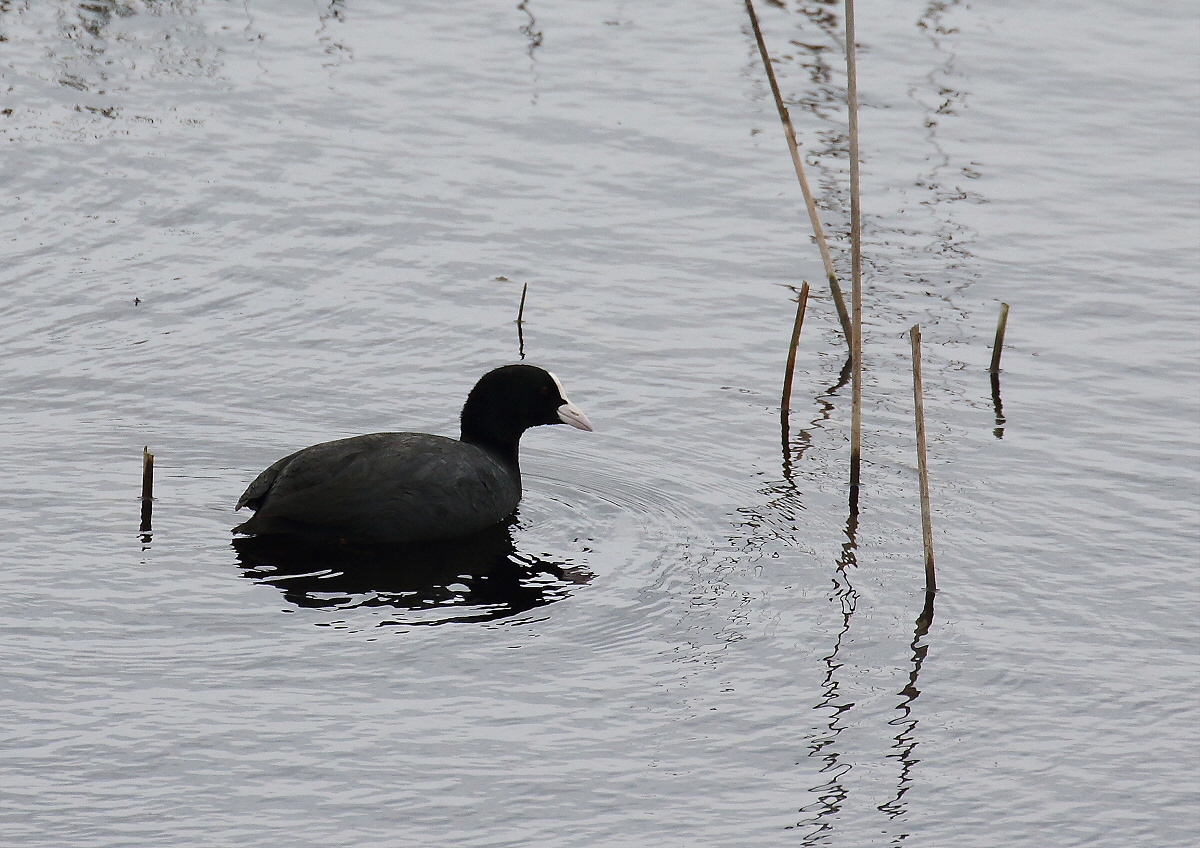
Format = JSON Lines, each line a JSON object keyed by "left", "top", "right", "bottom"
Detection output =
{"left": 796, "top": 511, "right": 860, "bottom": 844}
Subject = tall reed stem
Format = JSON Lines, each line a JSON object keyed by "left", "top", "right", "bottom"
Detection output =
{"left": 744, "top": 0, "right": 853, "bottom": 345}
{"left": 909, "top": 326, "right": 936, "bottom": 593}
{"left": 845, "top": 0, "right": 863, "bottom": 511}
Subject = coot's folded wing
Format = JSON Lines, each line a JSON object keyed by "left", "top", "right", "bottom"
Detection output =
{"left": 235, "top": 447, "right": 305, "bottom": 511}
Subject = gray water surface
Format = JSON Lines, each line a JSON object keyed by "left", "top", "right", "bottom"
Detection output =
{"left": 2, "top": 1, "right": 1198, "bottom": 846}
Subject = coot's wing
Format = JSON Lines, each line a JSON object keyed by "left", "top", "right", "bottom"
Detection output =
{"left": 235, "top": 448, "right": 304, "bottom": 511}
{"left": 241, "top": 433, "right": 520, "bottom": 542}
{"left": 238, "top": 435, "right": 381, "bottom": 513}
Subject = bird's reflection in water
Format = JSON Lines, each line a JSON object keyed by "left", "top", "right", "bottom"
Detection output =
{"left": 232, "top": 521, "right": 590, "bottom": 626}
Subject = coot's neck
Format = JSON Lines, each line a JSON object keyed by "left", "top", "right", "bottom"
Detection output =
{"left": 459, "top": 417, "right": 524, "bottom": 471}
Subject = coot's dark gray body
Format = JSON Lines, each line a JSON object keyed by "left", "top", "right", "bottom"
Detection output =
{"left": 233, "top": 365, "right": 592, "bottom": 544}
{"left": 234, "top": 433, "right": 522, "bottom": 543}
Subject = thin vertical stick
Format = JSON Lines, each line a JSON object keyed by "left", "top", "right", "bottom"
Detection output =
{"left": 910, "top": 326, "right": 936, "bottom": 593}
{"left": 845, "top": 0, "right": 864, "bottom": 511}
{"left": 988, "top": 302, "right": 1009, "bottom": 373}
{"left": 516, "top": 282, "right": 529, "bottom": 360}
{"left": 140, "top": 446, "right": 154, "bottom": 534}
{"left": 781, "top": 281, "right": 811, "bottom": 415}
{"left": 141, "top": 446, "right": 154, "bottom": 502}
{"left": 745, "top": 0, "right": 853, "bottom": 345}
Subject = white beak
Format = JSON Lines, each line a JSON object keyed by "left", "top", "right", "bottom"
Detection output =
{"left": 547, "top": 370, "right": 594, "bottom": 431}
{"left": 557, "top": 401, "right": 594, "bottom": 432}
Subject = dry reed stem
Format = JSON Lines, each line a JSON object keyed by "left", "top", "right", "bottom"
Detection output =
{"left": 517, "top": 282, "right": 529, "bottom": 360}
{"left": 989, "top": 302, "right": 1009, "bottom": 373}
{"left": 140, "top": 446, "right": 154, "bottom": 534}
{"left": 845, "top": 0, "right": 863, "bottom": 511}
{"left": 744, "top": 0, "right": 853, "bottom": 344}
{"left": 909, "top": 325, "right": 936, "bottom": 593}
{"left": 781, "top": 281, "right": 811, "bottom": 415}
{"left": 141, "top": 446, "right": 154, "bottom": 503}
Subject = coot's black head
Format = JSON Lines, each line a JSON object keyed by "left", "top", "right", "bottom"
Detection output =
{"left": 460, "top": 365, "right": 592, "bottom": 463}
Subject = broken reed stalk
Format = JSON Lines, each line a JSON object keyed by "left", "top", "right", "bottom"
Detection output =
{"left": 141, "top": 446, "right": 154, "bottom": 502}
{"left": 845, "top": 0, "right": 864, "bottom": 512}
{"left": 988, "top": 301, "right": 1009, "bottom": 373}
{"left": 516, "top": 282, "right": 529, "bottom": 360}
{"left": 140, "top": 446, "right": 154, "bottom": 533}
{"left": 780, "top": 281, "right": 811, "bottom": 416}
{"left": 744, "top": 0, "right": 853, "bottom": 345}
{"left": 909, "top": 326, "right": 936, "bottom": 593}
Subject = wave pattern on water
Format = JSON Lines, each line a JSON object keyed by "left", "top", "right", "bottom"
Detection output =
{"left": 0, "top": 1, "right": 1197, "bottom": 847}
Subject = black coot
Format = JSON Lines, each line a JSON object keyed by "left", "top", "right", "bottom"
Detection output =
{"left": 233, "top": 364, "right": 593, "bottom": 543}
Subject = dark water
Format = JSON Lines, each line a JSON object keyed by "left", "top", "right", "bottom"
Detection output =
{"left": 2, "top": 1, "right": 1197, "bottom": 845}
